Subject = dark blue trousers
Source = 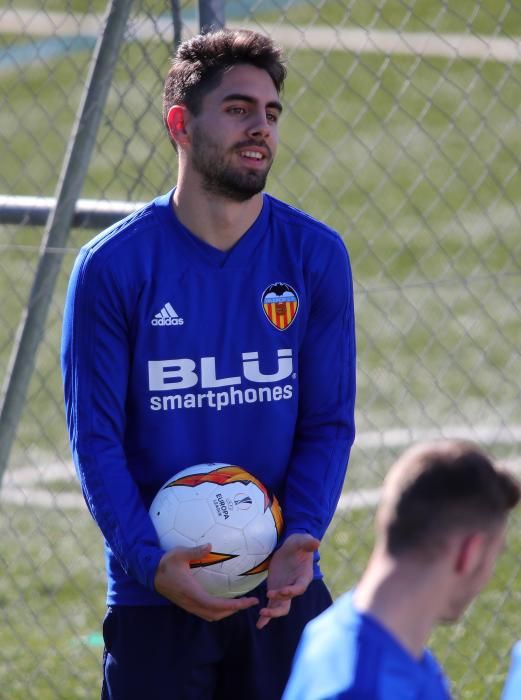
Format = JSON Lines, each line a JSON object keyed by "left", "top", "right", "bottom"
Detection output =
{"left": 101, "top": 579, "right": 332, "bottom": 700}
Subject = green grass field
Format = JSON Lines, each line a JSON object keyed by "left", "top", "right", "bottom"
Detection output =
{"left": 1, "top": 0, "right": 521, "bottom": 697}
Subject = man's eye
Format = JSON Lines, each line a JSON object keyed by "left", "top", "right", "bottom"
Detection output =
{"left": 267, "top": 113, "right": 279, "bottom": 123}
{"left": 228, "top": 107, "right": 245, "bottom": 114}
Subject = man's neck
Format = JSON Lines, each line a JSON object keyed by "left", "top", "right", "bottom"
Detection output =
{"left": 353, "top": 551, "right": 445, "bottom": 659}
{"left": 172, "top": 177, "right": 264, "bottom": 252}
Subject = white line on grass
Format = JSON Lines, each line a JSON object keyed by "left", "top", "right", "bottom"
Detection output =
{"left": 0, "top": 460, "right": 85, "bottom": 510}
{"left": 254, "top": 25, "right": 521, "bottom": 63}
{"left": 1, "top": 486, "right": 85, "bottom": 510}
{"left": 2, "top": 425, "right": 520, "bottom": 512}
{"left": 354, "top": 424, "right": 521, "bottom": 450}
{"left": 2, "top": 10, "right": 521, "bottom": 64}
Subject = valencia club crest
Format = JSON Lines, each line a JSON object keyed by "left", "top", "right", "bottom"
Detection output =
{"left": 262, "top": 283, "right": 299, "bottom": 331}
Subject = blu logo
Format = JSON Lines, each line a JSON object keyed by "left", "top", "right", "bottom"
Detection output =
{"left": 148, "top": 349, "right": 293, "bottom": 391}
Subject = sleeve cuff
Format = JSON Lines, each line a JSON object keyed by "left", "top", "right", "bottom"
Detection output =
{"left": 132, "top": 544, "right": 165, "bottom": 591}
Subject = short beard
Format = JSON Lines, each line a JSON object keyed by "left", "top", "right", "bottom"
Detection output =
{"left": 191, "top": 125, "right": 271, "bottom": 202}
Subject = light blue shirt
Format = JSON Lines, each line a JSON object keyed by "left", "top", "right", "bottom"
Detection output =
{"left": 501, "top": 641, "right": 521, "bottom": 700}
{"left": 283, "top": 590, "right": 452, "bottom": 700}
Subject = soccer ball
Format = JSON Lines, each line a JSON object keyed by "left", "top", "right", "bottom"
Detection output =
{"left": 149, "top": 463, "right": 284, "bottom": 598}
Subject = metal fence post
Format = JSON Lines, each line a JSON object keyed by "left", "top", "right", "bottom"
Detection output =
{"left": 198, "top": 0, "right": 225, "bottom": 33}
{"left": 171, "top": 0, "right": 182, "bottom": 49}
{"left": 0, "top": 0, "right": 134, "bottom": 485}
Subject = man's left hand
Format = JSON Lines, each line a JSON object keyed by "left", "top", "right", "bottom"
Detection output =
{"left": 256, "top": 533, "right": 319, "bottom": 630}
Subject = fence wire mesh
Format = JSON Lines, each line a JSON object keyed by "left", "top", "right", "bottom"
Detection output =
{"left": 1, "top": 1, "right": 521, "bottom": 698}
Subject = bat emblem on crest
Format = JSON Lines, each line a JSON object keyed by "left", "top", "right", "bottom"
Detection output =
{"left": 262, "top": 283, "right": 299, "bottom": 331}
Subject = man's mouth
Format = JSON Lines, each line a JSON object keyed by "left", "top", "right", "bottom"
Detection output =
{"left": 240, "top": 149, "right": 265, "bottom": 161}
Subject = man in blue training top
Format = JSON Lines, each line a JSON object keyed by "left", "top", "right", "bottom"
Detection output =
{"left": 283, "top": 440, "right": 520, "bottom": 700}
{"left": 61, "top": 28, "right": 356, "bottom": 700}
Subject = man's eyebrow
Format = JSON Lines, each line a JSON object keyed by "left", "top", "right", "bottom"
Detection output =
{"left": 222, "top": 93, "right": 283, "bottom": 113}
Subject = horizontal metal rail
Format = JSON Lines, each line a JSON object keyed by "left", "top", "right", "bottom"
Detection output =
{"left": 0, "top": 194, "right": 145, "bottom": 229}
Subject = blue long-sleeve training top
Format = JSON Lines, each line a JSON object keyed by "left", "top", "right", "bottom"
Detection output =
{"left": 61, "top": 190, "right": 356, "bottom": 605}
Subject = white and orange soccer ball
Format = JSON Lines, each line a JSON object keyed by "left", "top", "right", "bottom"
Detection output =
{"left": 149, "top": 463, "right": 284, "bottom": 598}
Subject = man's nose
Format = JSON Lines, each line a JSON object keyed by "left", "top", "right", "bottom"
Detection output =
{"left": 246, "top": 114, "right": 270, "bottom": 140}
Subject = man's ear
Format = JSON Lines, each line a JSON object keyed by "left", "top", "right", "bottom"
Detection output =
{"left": 166, "top": 105, "right": 190, "bottom": 147}
{"left": 454, "top": 532, "right": 486, "bottom": 575}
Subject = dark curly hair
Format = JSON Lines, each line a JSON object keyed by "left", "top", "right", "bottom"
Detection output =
{"left": 163, "top": 29, "right": 286, "bottom": 131}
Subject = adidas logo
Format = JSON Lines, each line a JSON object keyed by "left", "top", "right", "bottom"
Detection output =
{"left": 151, "top": 302, "right": 184, "bottom": 326}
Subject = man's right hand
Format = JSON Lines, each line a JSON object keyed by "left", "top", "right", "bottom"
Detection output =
{"left": 154, "top": 543, "right": 259, "bottom": 621}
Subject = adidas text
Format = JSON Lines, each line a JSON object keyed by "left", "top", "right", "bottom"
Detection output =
{"left": 151, "top": 302, "right": 184, "bottom": 326}
{"left": 151, "top": 317, "right": 184, "bottom": 326}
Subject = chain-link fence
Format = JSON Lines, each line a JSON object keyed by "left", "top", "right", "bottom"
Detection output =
{"left": 1, "top": 1, "right": 521, "bottom": 698}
